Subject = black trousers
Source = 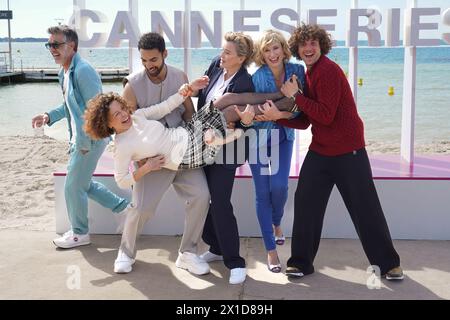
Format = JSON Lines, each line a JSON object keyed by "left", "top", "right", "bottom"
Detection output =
{"left": 287, "top": 148, "right": 400, "bottom": 275}
{"left": 202, "top": 163, "right": 246, "bottom": 269}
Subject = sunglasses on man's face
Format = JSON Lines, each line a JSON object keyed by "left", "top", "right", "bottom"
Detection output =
{"left": 45, "top": 42, "right": 67, "bottom": 50}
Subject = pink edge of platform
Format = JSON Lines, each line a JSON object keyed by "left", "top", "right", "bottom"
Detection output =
{"left": 54, "top": 152, "right": 450, "bottom": 181}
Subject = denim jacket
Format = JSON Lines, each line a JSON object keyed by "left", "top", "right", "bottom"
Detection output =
{"left": 251, "top": 62, "right": 305, "bottom": 148}
{"left": 47, "top": 52, "right": 107, "bottom": 151}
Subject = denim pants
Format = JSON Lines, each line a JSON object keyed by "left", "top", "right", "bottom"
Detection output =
{"left": 65, "top": 140, "right": 129, "bottom": 235}
{"left": 249, "top": 131, "right": 294, "bottom": 251}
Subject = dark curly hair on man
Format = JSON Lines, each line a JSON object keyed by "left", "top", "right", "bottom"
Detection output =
{"left": 288, "top": 24, "right": 333, "bottom": 60}
{"left": 84, "top": 92, "right": 134, "bottom": 140}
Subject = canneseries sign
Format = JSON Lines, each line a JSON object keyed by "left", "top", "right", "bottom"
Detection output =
{"left": 69, "top": 4, "right": 450, "bottom": 48}
{"left": 68, "top": 1, "right": 449, "bottom": 164}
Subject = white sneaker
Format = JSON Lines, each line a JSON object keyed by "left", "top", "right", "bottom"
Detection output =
{"left": 114, "top": 249, "right": 135, "bottom": 273}
{"left": 175, "top": 252, "right": 210, "bottom": 275}
{"left": 200, "top": 250, "right": 224, "bottom": 263}
{"left": 229, "top": 267, "right": 247, "bottom": 285}
{"left": 53, "top": 230, "right": 91, "bottom": 249}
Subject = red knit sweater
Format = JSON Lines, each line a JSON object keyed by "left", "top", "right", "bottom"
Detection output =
{"left": 278, "top": 55, "right": 365, "bottom": 156}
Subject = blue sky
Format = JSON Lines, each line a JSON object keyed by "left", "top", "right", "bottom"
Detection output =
{"left": 1, "top": 0, "right": 449, "bottom": 42}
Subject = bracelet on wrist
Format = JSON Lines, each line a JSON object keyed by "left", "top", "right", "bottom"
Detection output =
{"left": 240, "top": 120, "right": 253, "bottom": 128}
{"left": 289, "top": 103, "right": 299, "bottom": 113}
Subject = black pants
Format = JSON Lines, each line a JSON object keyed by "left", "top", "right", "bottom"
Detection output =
{"left": 202, "top": 163, "right": 246, "bottom": 269}
{"left": 287, "top": 148, "right": 400, "bottom": 275}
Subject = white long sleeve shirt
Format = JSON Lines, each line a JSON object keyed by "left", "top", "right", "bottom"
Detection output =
{"left": 113, "top": 93, "right": 188, "bottom": 189}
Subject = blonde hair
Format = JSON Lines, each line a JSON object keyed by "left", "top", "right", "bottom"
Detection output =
{"left": 223, "top": 31, "right": 254, "bottom": 67}
{"left": 254, "top": 29, "right": 291, "bottom": 67}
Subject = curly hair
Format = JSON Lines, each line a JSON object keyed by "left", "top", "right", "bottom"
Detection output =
{"left": 288, "top": 24, "right": 333, "bottom": 60}
{"left": 224, "top": 31, "right": 254, "bottom": 68}
{"left": 84, "top": 92, "right": 134, "bottom": 140}
{"left": 254, "top": 29, "right": 291, "bottom": 67}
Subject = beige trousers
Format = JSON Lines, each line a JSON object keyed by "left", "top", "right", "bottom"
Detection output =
{"left": 120, "top": 168, "right": 210, "bottom": 258}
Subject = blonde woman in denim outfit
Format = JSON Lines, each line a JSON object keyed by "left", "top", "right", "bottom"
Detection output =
{"left": 250, "top": 30, "right": 305, "bottom": 273}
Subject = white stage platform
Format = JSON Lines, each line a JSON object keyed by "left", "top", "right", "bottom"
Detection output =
{"left": 54, "top": 150, "right": 450, "bottom": 240}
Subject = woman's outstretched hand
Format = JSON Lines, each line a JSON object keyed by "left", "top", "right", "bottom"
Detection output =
{"left": 235, "top": 104, "right": 255, "bottom": 126}
{"left": 179, "top": 76, "right": 210, "bottom": 98}
{"left": 179, "top": 84, "right": 193, "bottom": 97}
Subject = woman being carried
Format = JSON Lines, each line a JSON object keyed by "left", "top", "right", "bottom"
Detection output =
{"left": 84, "top": 78, "right": 288, "bottom": 190}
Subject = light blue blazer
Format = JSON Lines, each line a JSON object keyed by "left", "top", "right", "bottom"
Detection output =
{"left": 47, "top": 52, "right": 106, "bottom": 151}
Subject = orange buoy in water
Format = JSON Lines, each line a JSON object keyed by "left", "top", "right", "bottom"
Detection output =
{"left": 358, "top": 78, "right": 363, "bottom": 86}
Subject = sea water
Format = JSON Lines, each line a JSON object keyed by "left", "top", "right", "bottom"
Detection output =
{"left": 1, "top": 42, "right": 449, "bottom": 147}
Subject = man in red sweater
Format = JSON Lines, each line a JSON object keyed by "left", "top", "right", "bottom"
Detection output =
{"left": 259, "top": 24, "right": 403, "bottom": 281}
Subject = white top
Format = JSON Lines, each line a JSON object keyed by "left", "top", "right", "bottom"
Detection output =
{"left": 64, "top": 71, "right": 77, "bottom": 144}
{"left": 204, "top": 70, "right": 236, "bottom": 106}
{"left": 113, "top": 93, "right": 188, "bottom": 189}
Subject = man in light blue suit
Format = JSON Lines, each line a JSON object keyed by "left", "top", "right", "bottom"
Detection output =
{"left": 32, "top": 25, "right": 129, "bottom": 248}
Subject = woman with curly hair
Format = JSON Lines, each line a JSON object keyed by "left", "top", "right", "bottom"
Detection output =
{"left": 259, "top": 24, "right": 403, "bottom": 281}
{"left": 86, "top": 87, "right": 231, "bottom": 190}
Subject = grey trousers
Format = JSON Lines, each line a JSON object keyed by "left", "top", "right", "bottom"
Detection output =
{"left": 120, "top": 168, "right": 210, "bottom": 258}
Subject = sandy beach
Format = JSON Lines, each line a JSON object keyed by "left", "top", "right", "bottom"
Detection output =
{"left": 1, "top": 135, "right": 449, "bottom": 232}
{"left": 0, "top": 135, "right": 68, "bottom": 231}
{"left": 366, "top": 139, "right": 450, "bottom": 154}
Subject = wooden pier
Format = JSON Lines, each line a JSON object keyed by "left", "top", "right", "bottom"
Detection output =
{"left": 0, "top": 71, "right": 26, "bottom": 84}
{"left": 0, "top": 68, "right": 129, "bottom": 84}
